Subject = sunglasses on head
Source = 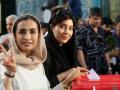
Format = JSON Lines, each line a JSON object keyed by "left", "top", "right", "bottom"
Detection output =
{"left": 49, "top": 8, "right": 73, "bottom": 24}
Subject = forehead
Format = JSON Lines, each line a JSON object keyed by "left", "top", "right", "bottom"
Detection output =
{"left": 6, "top": 18, "right": 15, "bottom": 23}
{"left": 58, "top": 19, "right": 74, "bottom": 26}
{"left": 90, "top": 15, "right": 102, "bottom": 18}
{"left": 17, "top": 19, "right": 38, "bottom": 29}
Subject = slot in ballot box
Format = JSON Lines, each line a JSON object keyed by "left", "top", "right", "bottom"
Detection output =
{"left": 72, "top": 75, "right": 120, "bottom": 90}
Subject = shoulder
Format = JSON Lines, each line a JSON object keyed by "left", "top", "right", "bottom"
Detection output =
{"left": 75, "top": 25, "right": 89, "bottom": 39}
{"left": 75, "top": 25, "right": 89, "bottom": 34}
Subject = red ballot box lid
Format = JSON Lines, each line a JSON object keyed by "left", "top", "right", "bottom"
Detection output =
{"left": 72, "top": 75, "right": 120, "bottom": 90}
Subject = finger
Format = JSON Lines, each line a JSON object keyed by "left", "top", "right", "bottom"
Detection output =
{"left": 0, "top": 45, "right": 8, "bottom": 55}
{"left": 9, "top": 33, "right": 14, "bottom": 57}
{"left": 4, "top": 64, "right": 16, "bottom": 72}
{"left": 76, "top": 67, "right": 89, "bottom": 75}
{"left": 3, "top": 59, "right": 10, "bottom": 66}
{"left": 9, "top": 42, "right": 16, "bottom": 63}
{"left": 6, "top": 56, "right": 16, "bottom": 64}
{"left": 3, "top": 60, "right": 16, "bottom": 72}
{"left": 76, "top": 67, "right": 89, "bottom": 72}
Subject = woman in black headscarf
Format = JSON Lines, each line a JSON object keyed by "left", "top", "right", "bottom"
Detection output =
{"left": 44, "top": 6, "right": 88, "bottom": 88}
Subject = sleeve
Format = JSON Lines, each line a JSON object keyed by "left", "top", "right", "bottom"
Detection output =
{"left": 51, "top": 83, "right": 64, "bottom": 90}
{"left": 104, "top": 41, "right": 109, "bottom": 53}
{"left": 43, "top": 53, "right": 59, "bottom": 88}
{"left": 49, "top": 76, "right": 59, "bottom": 88}
{"left": 0, "top": 80, "right": 4, "bottom": 90}
{"left": 75, "top": 27, "right": 86, "bottom": 50}
{"left": 103, "top": 34, "right": 112, "bottom": 53}
{"left": 0, "top": 35, "right": 7, "bottom": 44}
{"left": 0, "top": 62, "right": 6, "bottom": 90}
{"left": 105, "top": 35, "right": 117, "bottom": 51}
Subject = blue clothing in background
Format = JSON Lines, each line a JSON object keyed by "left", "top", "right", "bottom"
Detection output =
{"left": 68, "top": 0, "right": 82, "bottom": 19}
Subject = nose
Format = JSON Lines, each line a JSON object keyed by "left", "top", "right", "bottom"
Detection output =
{"left": 24, "top": 32, "right": 31, "bottom": 39}
{"left": 64, "top": 28, "right": 69, "bottom": 34}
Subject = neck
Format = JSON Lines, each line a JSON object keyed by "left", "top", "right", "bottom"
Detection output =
{"left": 93, "top": 27, "right": 98, "bottom": 33}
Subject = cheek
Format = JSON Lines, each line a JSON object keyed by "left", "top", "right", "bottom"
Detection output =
{"left": 15, "top": 33, "right": 23, "bottom": 46}
{"left": 15, "top": 36, "right": 22, "bottom": 47}
{"left": 69, "top": 30, "right": 73, "bottom": 37}
{"left": 53, "top": 31, "right": 59, "bottom": 40}
{"left": 52, "top": 27, "right": 59, "bottom": 37}
{"left": 33, "top": 35, "right": 39, "bottom": 45}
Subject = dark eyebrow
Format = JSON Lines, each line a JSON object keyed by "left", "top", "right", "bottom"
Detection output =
{"left": 18, "top": 28, "right": 26, "bottom": 31}
{"left": 60, "top": 22, "right": 73, "bottom": 27}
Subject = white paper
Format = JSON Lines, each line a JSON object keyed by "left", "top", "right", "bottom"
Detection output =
{"left": 93, "top": 86, "right": 96, "bottom": 90}
{"left": 87, "top": 69, "right": 100, "bottom": 80}
{"left": 111, "top": 57, "right": 117, "bottom": 65}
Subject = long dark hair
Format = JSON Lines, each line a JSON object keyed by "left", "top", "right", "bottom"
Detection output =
{"left": 47, "top": 7, "right": 78, "bottom": 67}
{"left": 49, "top": 7, "right": 76, "bottom": 27}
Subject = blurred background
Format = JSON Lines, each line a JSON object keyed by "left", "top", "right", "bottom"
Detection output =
{"left": 0, "top": 0, "right": 120, "bottom": 34}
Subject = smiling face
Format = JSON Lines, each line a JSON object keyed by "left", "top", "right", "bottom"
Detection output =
{"left": 15, "top": 19, "right": 39, "bottom": 54}
{"left": 52, "top": 19, "right": 74, "bottom": 45}
{"left": 89, "top": 16, "right": 102, "bottom": 28}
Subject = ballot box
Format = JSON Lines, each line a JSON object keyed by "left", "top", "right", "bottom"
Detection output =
{"left": 72, "top": 75, "right": 120, "bottom": 90}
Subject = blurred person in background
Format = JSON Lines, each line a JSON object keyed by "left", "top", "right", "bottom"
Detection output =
{"left": 101, "top": 17, "right": 114, "bottom": 38}
{"left": 41, "top": 22, "right": 49, "bottom": 37}
{"left": 110, "top": 15, "right": 120, "bottom": 74}
{"left": 0, "top": 14, "right": 18, "bottom": 50}
{"left": 75, "top": 7, "right": 111, "bottom": 75}
{"left": 101, "top": 17, "right": 116, "bottom": 51}
{"left": 77, "top": 19, "right": 86, "bottom": 28}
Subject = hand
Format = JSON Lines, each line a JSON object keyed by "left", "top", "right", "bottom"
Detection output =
{"left": 3, "top": 55, "right": 16, "bottom": 74}
{"left": 3, "top": 38, "right": 9, "bottom": 45}
{"left": 0, "top": 44, "right": 7, "bottom": 53}
{"left": 77, "top": 67, "right": 89, "bottom": 75}
{"left": 82, "top": 65, "right": 88, "bottom": 69}
{"left": 62, "top": 67, "right": 88, "bottom": 86}
{"left": 0, "top": 44, "right": 16, "bottom": 74}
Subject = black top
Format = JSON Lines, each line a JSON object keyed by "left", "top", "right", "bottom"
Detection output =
{"left": 43, "top": 27, "right": 77, "bottom": 88}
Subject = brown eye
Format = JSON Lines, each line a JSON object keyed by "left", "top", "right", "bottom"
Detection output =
{"left": 18, "top": 29, "right": 26, "bottom": 34}
{"left": 69, "top": 27, "right": 73, "bottom": 31}
{"left": 30, "top": 29, "right": 37, "bottom": 34}
{"left": 59, "top": 25, "right": 65, "bottom": 29}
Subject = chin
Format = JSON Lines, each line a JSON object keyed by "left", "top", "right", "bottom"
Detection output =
{"left": 23, "top": 48, "right": 33, "bottom": 52}
{"left": 60, "top": 40, "right": 68, "bottom": 44}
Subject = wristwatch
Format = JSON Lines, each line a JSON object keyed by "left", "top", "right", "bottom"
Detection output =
{"left": 4, "top": 72, "right": 15, "bottom": 78}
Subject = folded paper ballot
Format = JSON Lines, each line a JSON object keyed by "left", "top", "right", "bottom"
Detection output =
{"left": 87, "top": 69, "right": 100, "bottom": 80}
